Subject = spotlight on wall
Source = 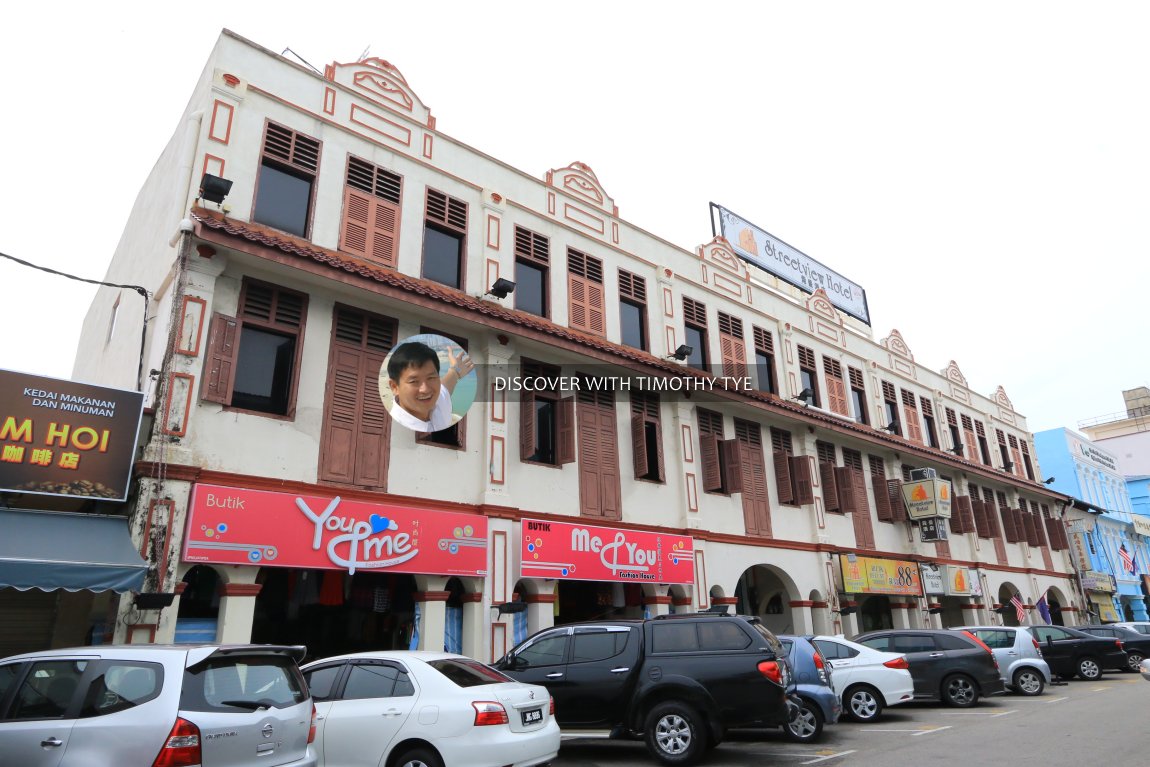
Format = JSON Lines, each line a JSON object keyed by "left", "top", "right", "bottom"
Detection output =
{"left": 198, "top": 173, "right": 233, "bottom": 205}
{"left": 949, "top": 445, "right": 964, "bottom": 456}
{"left": 838, "top": 605, "right": 858, "bottom": 616}
{"left": 928, "top": 606, "right": 945, "bottom": 615}
{"left": 1043, "top": 477, "right": 1056, "bottom": 485}
{"left": 882, "top": 421, "right": 901, "bottom": 434}
{"left": 792, "top": 388, "right": 813, "bottom": 407}
{"left": 493, "top": 601, "right": 527, "bottom": 615}
{"left": 133, "top": 592, "right": 177, "bottom": 611}
{"left": 1002, "top": 461, "right": 1015, "bottom": 472}
{"left": 485, "top": 278, "right": 516, "bottom": 299}
{"left": 668, "top": 344, "right": 693, "bottom": 361}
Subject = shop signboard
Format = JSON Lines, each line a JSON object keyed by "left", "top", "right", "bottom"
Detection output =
{"left": 900, "top": 477, "right": 952, "bottom": 520}
{"left": 519, "top": 518, "right": 695, "bottom": 584}
{"left": 1080, "top": 571, "right": 1116, "bottom": 593}
{"left": 1071, "top": 532, "right": 1092, "bottom": 572}
{"left": 1132, "top": 515, "right": 1150, "bottom": 538}
{"left": 0, "top": 369, "right": 144, "bottom": 501}
{"left": 183, "top": 484, "right": 488, "bottom": 576}
{"left": 919, "top": 564, "right": 945, "bottom": 595}
{"left": 944, "top": 566, "right": 973, "bottom": 596}
{"left": 839, "top": 554, "right": 923, "bottom": 596}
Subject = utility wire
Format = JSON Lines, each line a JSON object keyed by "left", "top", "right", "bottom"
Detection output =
{"left": 0, "top": 250, "right": 151, "bottom": 390}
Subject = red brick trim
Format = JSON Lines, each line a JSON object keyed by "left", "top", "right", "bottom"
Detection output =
{"left": 414, "top": 591, "right": 451, "bottom": 602}
{"left": 173, "top": 582, "right": 188, "bottom": 595}
{"left": 524, "top": 594, "right": 557, "bottom": 604}
{"left": 645, "top": 595, "right": 672, "bottom": 605}
{"left": 961, "top": 603, "right": 985, "bottom": 610}
{"left": 462, "top": 593, "right": 483, "bottom": 603}
{"left": 889, "top": 602, "right": 917, "bottom": 610}
{"left": 713, "top": 597, "right": 738, "bottom": 605}
{"left": 218, "top": 583, "right": 263, "bottom": 597}
{"left": 672, "top": 597, "right": 693, "bottom": 606}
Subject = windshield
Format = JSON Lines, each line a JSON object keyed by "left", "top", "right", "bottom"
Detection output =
{"left": 427, "top": 659, "right": 515, "bottom": 688}
{"left": 750, "top": 622, "right": 784, "bottom": 655}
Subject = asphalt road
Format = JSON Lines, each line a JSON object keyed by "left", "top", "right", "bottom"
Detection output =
{"left": 550, "top": 674, "right": 1149, "bottom": 767}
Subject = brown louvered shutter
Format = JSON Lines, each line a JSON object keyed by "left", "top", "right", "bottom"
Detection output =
{"left": 835, "top": 467, "right": 857, "bottom": 514}
{"left": 791, "top": 456, "right": 815, "bottom": 505}
{"left": 1021, "top": 508, "right": 1039, "bottom": 545}
{"left": 515, "top": 226, "right": 550, "bottom": 266}
{"left": 576, "top": 386, "right": 620, "bottom": 519}
{"left": 340, "top": 157, "right": 401, "bottom": 267}
{"left": 631, "top": 412, "right": 648, "bottom": 478}
{"left": 771, "top": 428, "right": 794, "bottom": 504}
{"left": 520, "top": 390, "right": 536, "bottom": 460}
{"left": 824, "top": 358, "right": 850, "bottom": 416}
{"left": 619, "top": 269, "right": 646, "bottom": 302}
{"left": 718, "top": 312, "right": 747, "bottom": 379}
{"left": 736, "top": 418, "right": 771, "bottom": 536}
{"left": 754, "top": 326, "right": 774, "bottom": 355}
{"left": 201, "top": 313, "right": 239, "bottom": 404}
{"left": 557, "top": 396, "right": 576, "bottom": 464}
{"left": 577, "top": 395, "right": 603, "bottom": 517}
{"left": 568, "top": 249, "right": 606, "bottom": 337}
{"left": 264, "top": 122, "right": 321, "bottom": 172}
{"left": 887, "top": 479, "right": 906, "bottom": 522}
{"left": 817, "top": 442, "right": 839, "bottom": 511}
{"left": 1009, "top": 436, "right": 1024, "bottom": 478}
{"left": 1029, "top": 501, "right": 1049, "bottom": 547}
{"left": 870, "top": 456, "right": 893, "bottom": 521}
{"left": 901, "top": 390, "right": 923, "bottom": 443}
{"left": 971, "top": 498, "right": 989, "bottom": 537}
{"left": 722, "top": 440, "right": 744, "bottom": 494}
{"left": 953, "top": 496, "right": 974, "bottom": 534}
{"left": 426, "top": 188, "right": 467, "bottom": 231}
{"left": 630, "top": 392, "right": 663, "bottom": 481}
{"left": 319, "top": 307, "right": 394, "bottom": 488}
{"left": 798, "top": 345, "right": 816, "bottom": 370}
{"left": 698, "top": 409, "right": 724, "bottom": 493}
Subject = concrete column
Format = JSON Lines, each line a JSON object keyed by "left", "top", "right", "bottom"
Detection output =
{"left": 672, "top": 596, "right": 695, "bottom": 615}
{"left": 215, "top": 583, "right": 262, "bottom": 644}
{"left": 1130, "top": 597, "right": 1149, "bottom": 621}
{"left": 838, "top": 602, "right": 860, "bottom": 637}
{"left": 525, "top": 591, "right": 556, "bottom": 635}
{"left": 413, "top": 591, "right": 450, "bottom": 651}
{"left": 962, "top": 601, "right": 987, "bottom": 626}
{"left": 788, "top": 601, "right": 814, "bottom": 634}
{"left": 461, "top": 593, "right": 484, "bottom": 659}
{"left": 645, "top": 595, "right": 672, "bottom": 617}
{"left": 925, "top": 603, "right": 944, "bottom": 629}
{"left": 713, "top": 596, "right": 738, "bottom": 614}
{"left": 890, "top": 602, "right": 914, "bottom": 629}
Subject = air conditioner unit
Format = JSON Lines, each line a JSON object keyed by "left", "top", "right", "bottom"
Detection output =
{"left": 909, "top": 467, "right": 938, "bottom": 481}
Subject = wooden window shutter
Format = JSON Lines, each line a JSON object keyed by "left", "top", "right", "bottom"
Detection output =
{"left": 870, "top": 457, "right": 893, "bottom": 521}
{"left": 568, "top": 250, "right": 605, "bottom": 336}
{"left": 1022, "top": 509, "right": 1039, "bottom": 546}
{"left": 797, "top": 345, "right": 816, "bottom": 370}
{"left": 834, "top": 467, "right": 857, "bottom": 513}
{"left": 341, "top": 157, "right": 401, "bottom": 267}
{"left": 201, "top": 312, "right": 239, "bottom": 404}
{"left": 426, "top": 188, "right": 467, "bottom": 232}
{"left": 820, "top": 460, "right": 840, "bottom": 511}
{"left": 753, "top": 326, "right": 774, "bottom": 354}
{"left": 519, "top": 390, "right": 536, "bottom": 460}
{"left": 901, "top": 390, "right": 923, "bottom": 443}
{"left": 823, "top": 358, "right": 849, "bottom": 416}
{"left": 790, "top": 456, "right": 815, "bottom": 505}
{"left": 718, "top": 313, "right": 747, "bottom": 379}
{"left": 557, "top": 396, "right": 576, "bottom": 464}
{"left": 886, "top": 479, "right": 906, "bottom": 523}
{"left": 721, "top": 439, "right": 744, "bottom": 494}
{"left": 1030, "top": 502, "right": 1049, "bottom": 547}
{"left": 263, "top": 122, "right": 321, "bottom": 172}
{"left": 774, "top": 451, "right": 794, "bottom": 504}
{"left": 619, "top": 269, "right": 646, "bottom": 302}
{"left": 683, "top": 296, "right": 707, "bottom": 326}
{"left": 971, "top": 499, "right": 989, "bottom": 537}
{"left": 631, "top": 412, "right": 649, "bottom": 479}
{"left": 953, "top": 496, "right": 973, "bottom": 534}
{"left": 515, "top": 226, "right": 550, "bottom": 265}
{"left": 701, "top": 435, "right": 722, "bottom": 492}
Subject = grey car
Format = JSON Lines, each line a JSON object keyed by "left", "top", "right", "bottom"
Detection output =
{"left": 955, "top": 626, "right": 1052, "bottom": 696}
{"left": 0, "top": 644, "right": 316, "bottom": 767}
{"left": 854, "top": 629, "right": 1006, "bottom": 707}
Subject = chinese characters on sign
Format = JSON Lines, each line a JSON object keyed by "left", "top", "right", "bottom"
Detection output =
{"left": 839, "top": 554, "right": 923, "bottom": 596}
{"left": 0, "top": 370, "right": 144, "bottom": 500}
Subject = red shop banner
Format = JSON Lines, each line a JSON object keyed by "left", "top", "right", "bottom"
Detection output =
{"left": 184, "top": 484, "right": 487, "bottom": 576}
{"left": 520, "top": 518, "right": 694, "bottom": 584}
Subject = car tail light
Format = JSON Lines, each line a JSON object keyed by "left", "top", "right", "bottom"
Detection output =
{"left": 308, "top": 703, "right": 317, "bottom": 744}
{"left": 883, "top": 656, "right": 910, "bottom": 670}
{"left": 549, "top": 696, "right": 555, "bottom": 716}
{"left": 472, "top": 701, "right": 509, "bottom": 726}
{"left": 1032, "top": 637, "right": 1041, "bottom": 651}
{"left": 757, "top": 660, "right": 784, "bottom": 685}
{"left": 812, "top": 651, "right": 828, "bottom": 683}
{"left": 152, "top": 718, "right": 201, "bottom": 767}
{"left": 1116, "top": 640, "right": 1124, "bottom": 651}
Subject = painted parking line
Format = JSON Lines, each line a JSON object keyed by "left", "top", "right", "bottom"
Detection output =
{"left": 763, "top": 750, "right": 856, "bottom": 764}
{"left": 867, "top": 725, "right": 953, "bottom": 736}
{"left": 939, "top": 709, "right": 1016, "bottom": 717}
{"left": 1011, "top": 696, "right": 1066, "bottom": 703}
{"left": 1091, "top": 687, "right": 1109, "bottom": 692}
{"left": 800, "top": 750, "right": 857, "bottom": 764}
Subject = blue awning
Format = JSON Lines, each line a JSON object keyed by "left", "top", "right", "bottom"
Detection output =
{"left": 0, "top": 509, "right": 148, "bottom": 593}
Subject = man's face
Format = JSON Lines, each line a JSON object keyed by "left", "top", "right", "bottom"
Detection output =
{"left": 389, "top": 359, "right": 441, "bottom": 421}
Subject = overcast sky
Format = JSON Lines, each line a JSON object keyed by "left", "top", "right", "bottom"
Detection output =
{"left": 1, "top": 2, "right": 1146, "bottom": 434}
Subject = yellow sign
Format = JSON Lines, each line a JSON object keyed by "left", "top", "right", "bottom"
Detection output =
{"left": 900, "top": 478, "right": 952, "bottom": 520}
{"left": 839, "top": 555, "right": 923, "bottom": 596}
{"left": 1090, "top": 595, "right": 1121, "bottom": 623}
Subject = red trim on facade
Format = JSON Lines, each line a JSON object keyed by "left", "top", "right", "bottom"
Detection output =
{"left": 414, "top": 591, "right": 451, "bottom": 602}
{"left": 524, "top": 594, "right": 557, "bottom": 604}
{"left": 889, "top": 602, "right": 917, "bottom": 610}
{"left": 672, "top": 596, "right": 692, "bottom": 606}
{"left": 713, "top": 597, "right": 738, "bottom": 606}
{"left": 208, "top": 100, "right": 234, "bottom": 144}
{"left": 462, "top": 593, "right": 483, "bottom": 603}
{"left": 644, "top": 595, "right": 673, "bottom": 605}
{"left": 961, "top": 603, "right": 985, "bottom": 610}
{"left": 218, "top": 583, "right": 263, "bottom": 597}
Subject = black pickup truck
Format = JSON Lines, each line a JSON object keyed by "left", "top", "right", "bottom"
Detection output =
{"left": 494, "top": 613, "right": 793, "bottom": 765}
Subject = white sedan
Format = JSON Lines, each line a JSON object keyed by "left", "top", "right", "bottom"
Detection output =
{"left": 301, "top": 651, "right": 559, "bottom": 767}
{"left": 811, "top": 635, "right": 915, "bottom": 722}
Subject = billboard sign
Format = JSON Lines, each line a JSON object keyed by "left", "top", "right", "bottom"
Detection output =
{"left": 184, "top": 484, "right": 488, "bottom": 576}
{"left": 839, "top": 554, "right": 923, "bottom": 596}
{"left": 519, "top": 518, "right": 695, "bottom": 584}
{"left": 901, "top": 478, "right": 953, "bottom": 520}
{"left": 0, "top": 369, "right": 144, "bottom": 501}
{"left": 711, "top": 204, "right": 870, "bottom": 324}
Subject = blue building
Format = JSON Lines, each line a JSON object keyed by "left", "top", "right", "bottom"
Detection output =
{"left": 1034, "top": 428, "right": 1149, "bottom": 622}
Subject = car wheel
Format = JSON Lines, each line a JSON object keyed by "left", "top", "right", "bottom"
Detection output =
{"left": 644, "top": 701, "right": 705, "bottom": 766}
{"left": 1077, "top": 657, "right": 1102, "bottom": 680}
{"left": 394, "top": 746, "right": 444, "bottom": 767}
{"left": 784, "top": 699, "right": 824, "bottom": 743}
{"left": 941, "top": 674, "right": 979, "bottom": 707}
{"left": 843, "top": 685, "right": 884, "bottom": 722}
{"left": 1125, "top": 651, "right": 1145, "bottom": 673}
{"left": 1012, "top": 668, "right": 1045, "bottom": 696}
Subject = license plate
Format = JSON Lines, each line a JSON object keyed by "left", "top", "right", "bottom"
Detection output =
{"left": 521, "top": 707, "right": 543, "bottom": 725}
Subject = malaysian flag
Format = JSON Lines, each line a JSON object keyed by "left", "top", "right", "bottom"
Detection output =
{"left": 1010, "top": 592, "right": 1027, "bottom": 623}
{"left": 1119, "top": 544, "right": 1137, "bottom": 574}
{"left": 1035, "top": 590, "right": 1052, "bottom": 624}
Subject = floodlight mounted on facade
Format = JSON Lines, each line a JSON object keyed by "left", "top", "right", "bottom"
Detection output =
{"left": 198, "top": 173, "right": 233, "bottom": 205}
{"left": 668, "top": 345, "right": 693, "bottom": 361}
{"left": 485, "top": 278, "right": 516, "bottom": 299}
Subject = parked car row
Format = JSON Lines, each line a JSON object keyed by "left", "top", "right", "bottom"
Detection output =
{"left": 0, "top": 619, "right": 1143, "bottom": 767}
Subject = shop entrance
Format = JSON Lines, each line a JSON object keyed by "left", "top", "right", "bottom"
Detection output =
{"left": 859, "top": 595, "right": 893, "bottom": 632}
{"left": 553, "top": 580, "right": 643, "bottom": 625}
{"left": 175, "top": 565, "right": 221, "bottom": 643}
{"left": 252, "top": 568, "right": 417, "bottom": 661}
{"left": 936, "top": 595, "right": 966, "bottom": 628}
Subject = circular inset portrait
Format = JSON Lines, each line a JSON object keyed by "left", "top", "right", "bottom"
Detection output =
{"left": 379, "top": 334, "right": 477, "bottom": 433}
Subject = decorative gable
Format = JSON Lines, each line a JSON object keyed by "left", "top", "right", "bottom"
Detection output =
{"left": 804, "top": 288, "right": 845, "bottom": 346}
{"left": 324, "top": 58, "right": 434, "bottom": 128}
{"left": 880, "top": 329, "right": 916, "bottom": 378}
{"left": 545, "top": 162, "right": 619, "bottom": 244}
{"left": 941, "top": 360, "right": 972, "bottom": 405}
{"left": 993, "top": 386, "right": 1014, "bottom": 411}
{"left": 694, "top": 236, "right": 750, "bottom": 303}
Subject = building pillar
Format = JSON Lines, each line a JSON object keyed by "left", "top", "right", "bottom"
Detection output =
{"left": 962, "top": 601, "right": 987, "bottom": 626}
{"left": 672, "top": 595, "right": 694, "bottom": 615}
{"left": 645, "top": 595, "right": 672, "bottom": 617}
{"left": 462, "top": 592, "right": 484, "bottom": 659}
{"left": 890, "top": 602, "right": 915, "bottom": 629}
{"left": 1130, "top": 597, "right": 1149, "bottom": 621}
{"left": 216, "top": 583, "right": 262, "bottom": 644}
{"left": 788, "top": 601, "right": 814, "bottom": 634}
{"left": 926, "top": 603, "right": 944, "bottom": 629}
{"left": 414, "top": 591, "right": 450, "bottom": 651}
{"left": 838, "top": 601, "right": 860, "bottom": 637}
{"left": 713, "top": 596, "right": 738, "bottom": 614}
{"left": 525, "top": 591, "right": 556, "bottom": 636}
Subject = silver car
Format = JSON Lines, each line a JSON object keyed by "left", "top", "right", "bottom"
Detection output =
{"left": 1114, "top": 621, "right": 1150, "bottom": 636}
{"left": 955, "top": 626, "right": 1052, "bottom": 696}
{"left": 0, "top": 644, "right": 316, "bottom": 767}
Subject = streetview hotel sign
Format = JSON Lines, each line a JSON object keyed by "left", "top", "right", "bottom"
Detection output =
{"left": 519, "top": 518, "right": 695, "bottom": 584}
{"left": 0, "top": 369, "right": 145, "bottom": 501}
{"left": 183, "top": 484, "right": 488, "bottom": 576}
{"left": 711, "top": 204, "right": 870, "bottom": 324}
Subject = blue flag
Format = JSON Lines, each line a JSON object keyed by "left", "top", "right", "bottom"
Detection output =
{"left": 1035, "top": 591, "right": 1052, "bottom": 624}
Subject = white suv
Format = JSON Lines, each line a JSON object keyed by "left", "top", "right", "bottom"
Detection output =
{"left": 0, "top": 644, "right": 317, "bottom": 767}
